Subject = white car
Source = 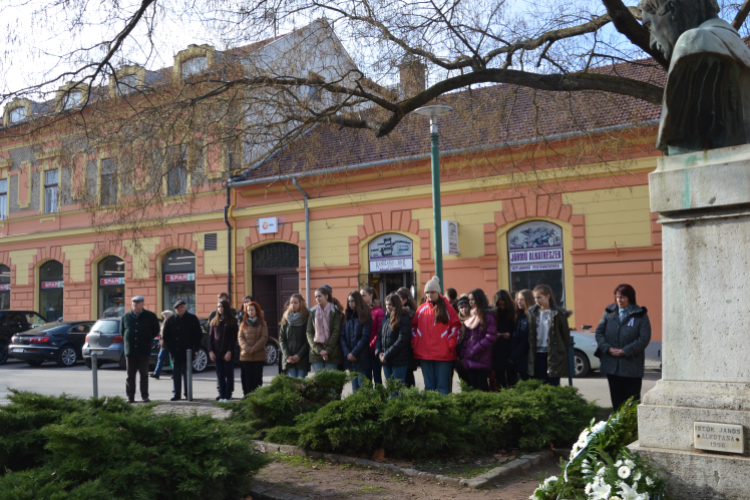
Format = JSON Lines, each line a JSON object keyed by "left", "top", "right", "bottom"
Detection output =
{"left": 571, "top": 329, "right": 600, "bottom": 377}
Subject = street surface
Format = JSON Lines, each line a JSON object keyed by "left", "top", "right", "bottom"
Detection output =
{"left": 0, "top": 358, "right": 660, "bottom": 407}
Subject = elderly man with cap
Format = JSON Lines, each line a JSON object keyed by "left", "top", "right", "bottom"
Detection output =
{"left": 121, "top": 296, "right": 160, "bottom": 403}
{"left": 161, "top": 299, "right": 202, "bottom": 401}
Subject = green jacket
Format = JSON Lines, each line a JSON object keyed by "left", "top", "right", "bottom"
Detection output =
{"left": 306, "top": 305, "right": 343, "bottom": 365}
{"left": 279, "top": 320, "right": 311, "bottom": 371}
{"left": 121, "top": 309, "right": 160, "bottom": 357}
{"left": 527, "top": 304, "right": 571, "bottom": 378}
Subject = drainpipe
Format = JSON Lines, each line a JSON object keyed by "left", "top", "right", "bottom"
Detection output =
{"left": 223, "top": 181, "right": 232, "bottom": 304}
{"left": 292, "top": 177, "right": 310, "bottom": 304}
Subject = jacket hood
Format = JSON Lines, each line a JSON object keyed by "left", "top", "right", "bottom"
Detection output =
{"left": 604, "top": 303, "right": 647, "bottom": 315}
{"left": 528, "top": 303, "right": 573, "bottom": 317}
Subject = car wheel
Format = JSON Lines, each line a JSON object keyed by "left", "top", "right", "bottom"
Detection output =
{"left": 0, "top": 344, "right": 8, "bottom": 365}
{"left": 26, "top": 360, "right": 44, "bottom": 367}
{"left": 265, "top": 341, "right": 278, "bottom": 366}
{"left": 57, "top": 346, "right": 78, "bottom": 367}
{"left": 85, "top": 358, "right": 104, "bottom": 369}
{"left": 574, "top": 349, "right": 591, "bottom": 377}
{"left": 192, "top": 347, "right": 209, "bottom": 373}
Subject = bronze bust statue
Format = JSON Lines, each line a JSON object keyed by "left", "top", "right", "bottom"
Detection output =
{"left": 639, "top": 0, "right": 750, "bottom": 155}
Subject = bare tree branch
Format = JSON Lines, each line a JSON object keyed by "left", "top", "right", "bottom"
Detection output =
{"left": 600, "top": 0, "right": 669, "bottom": 68}
{"left": 733, "top": 0, "right": 750, "bottom": 29}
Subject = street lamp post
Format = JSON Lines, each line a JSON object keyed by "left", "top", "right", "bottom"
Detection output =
{"left": 413, "top": 105, "right": 453, "bottom": 293}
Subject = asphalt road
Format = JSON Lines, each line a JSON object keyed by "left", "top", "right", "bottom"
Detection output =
{"left": 0, "top": 358, "right": 660, "bottom": 406}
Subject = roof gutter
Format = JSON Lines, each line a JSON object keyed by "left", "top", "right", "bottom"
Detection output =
{"left": 227, "top": 119, "right": 658, "bottom": 188}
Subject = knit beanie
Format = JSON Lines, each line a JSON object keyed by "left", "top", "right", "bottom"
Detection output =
{"left": 457, "top": 294, "right": 469, "bottom": 308}
{"left": 424, "top": 276, "right": 441, "bottom": 294}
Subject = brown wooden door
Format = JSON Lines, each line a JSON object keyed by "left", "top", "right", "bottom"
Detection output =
{"left": 252, "top": 268, "right": 299, "bottom": 340}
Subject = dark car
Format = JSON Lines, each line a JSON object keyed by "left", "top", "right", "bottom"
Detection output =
{"left": 8, "top": 321, "right": 95, "bottom": 367}
{"left": 0, "top": 310, "right": 48, "bottom": 365}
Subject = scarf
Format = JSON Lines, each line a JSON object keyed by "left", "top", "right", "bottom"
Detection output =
{"left": 314, "top": 302, "right": 332, "bottom": 344}
{"left": 286, "top": 311, "right": 305, "bottom": 327}
{"left": 463, "top": 307, "right": 481, "bottom": 330}
{"left": 246, "top": 316, "right": 259, "bottom": 327}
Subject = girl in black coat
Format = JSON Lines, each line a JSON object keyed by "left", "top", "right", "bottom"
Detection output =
{"left": 375, "top": 294, "right": 412, "bottom": 384}
{"left": 208, "top": 300, "right": 239, "bottom": 402}
{"left": 491, "top": 289, "right": 518, "bottom": 390}
{"left": 509, "top": 289, "right": 533, "bottom": 381}
{"left": 340, "top": 291, "right": 372, "bottom": 392}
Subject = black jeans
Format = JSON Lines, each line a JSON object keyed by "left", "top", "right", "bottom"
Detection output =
{"left": 533, "top": 352, "right": 560, "bottom": 386}
{"left": 171, "top": 353, "right": 189, "bottom": 399}
{"left": 607, "top": 374, "right": 643, "bottom": 411}
{"left": 466, "top": 368, "right": 490, "bottom": 392}
{"left": 241, "top": 361, "right": 264, "bottom": 395}
{"left": 215, "top": 358, "right": 235, "bottom": 399}
{"left": 494, "top": 368, "right": 518, "bottom": 390}
{"left": 125, "top": 355, "right": 150, "bottom": 401}
{"left": 371, "top": 354, "right": 383, "bottom": 385}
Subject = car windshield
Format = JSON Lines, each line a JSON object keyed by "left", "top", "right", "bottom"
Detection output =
{"left": 91, "top": 320, "right": 119, "bottom": 334}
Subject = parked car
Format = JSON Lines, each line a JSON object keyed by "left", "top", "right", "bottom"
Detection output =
{"left": 8, "top": 321, "right": 95, "bottom": 366}
{"left": 571, "top": 328, "right": 601, "bottom": 377}
{"left": 83, "top": 317, "right": 212, "bottom": 372}
{"left": 0, "top": 310, "right": 48, "bottom": 365}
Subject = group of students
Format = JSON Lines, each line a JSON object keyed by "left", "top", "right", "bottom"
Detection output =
{"left": 204, "top": 278, "right": 651, "bottom": 410}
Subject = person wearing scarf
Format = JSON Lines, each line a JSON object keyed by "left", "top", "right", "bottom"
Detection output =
{"left": 459, "top": 289, "right": 497, "bottom": 392}
{"left": 208, "top": 299, "right": 238, "bottom": 402}
{"left": 306, "top": 286, "right": 343, "bottom": 372}
{"left": 238, "top": 301, "right": 268, "bottom": 396}
{"left": 279, "top": 293, "right": 311, "bottom": 378}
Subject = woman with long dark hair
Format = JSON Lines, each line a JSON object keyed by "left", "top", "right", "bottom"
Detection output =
{"left": 238, "top": 301, "right": 268, "bottom": 396}
{"left": 209, "top": 299, "right": 239, "bottom": 402}
{"left": 279, "top": 293, "right": 311, "bottom": 378}
{"left": 412, "top": 276, "right": 461, "bottom": 394}
{"left": 595, "top": 284, "right": 651, "bottom": 411}
{"left": 491, "top": 289, "right": 517, "bottom": 390}
{"left": 360, "top": 285, "right": 385, "bottom": 385}
{"left": 528, "top": 284, "right": 571, "bottom": 386}
{"left": 341, "top": 291, "right": 373, "bottom": 391}
{"left": 396, "top": 287, "right": 418, "bottom": 387}
{"left": 509, "top": 289, "right": 533, "bottom": 381}
{"left": 306, "top": 286, "right": 343, "bottom": 372}
{"left": 458, "top": 288, "right": 497, "bottom": 391}
{"left": 375, "top": 294, "right": 412, "bottom": 384}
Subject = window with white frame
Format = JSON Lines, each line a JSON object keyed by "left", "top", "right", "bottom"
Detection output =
{"left": 182, "top": 56, "right": 207, "bottom": 77}
{"left": 9, "top": 107, "right": 26, "bottom": 123}
{"left": 0, "top": 179, "right": 7, "bottom": 220}
{"left": 44, "top": 170, "right": 59, "bottom": 214}
{"left": 116, "top": 74, "right": 138, "bottom": 95}
{"left": 62, "top": 91, "right": 81, "bottom": 110}
{"left": 167, "top": 145, "right": 188, "bottom": 196}
{"left": 100, "top": 158, "right": 118, "bottom": 206}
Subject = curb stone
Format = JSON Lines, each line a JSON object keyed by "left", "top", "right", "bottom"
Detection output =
{"left": 249, "top": 482, "right": 309, "bottom": 500}
{"left": 251, "top": 440, "right": 555, "bottom": 489}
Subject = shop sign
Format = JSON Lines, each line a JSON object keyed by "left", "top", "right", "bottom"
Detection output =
{"left": 442, "top": 220, "right": 459, "bottom": 255}
{"left": 369, "top": 234, "right": 413, "bottom": 272}
{"left": 41, "top": 281, "right": 64, "bottom": 289}
{"left": 165, "top": 273, "right": 195, "bottom": 283}
{"left": 0, "top": 284, "right": 9, "bottom": 291}
{"left": 100, "top": 277, "right": 125, "bottom": 286}
{"left": 508, "top": 221, "right": 563, "bottom": 269}
{"left": 258, "top": 217, "right": 278, "bottom": 234}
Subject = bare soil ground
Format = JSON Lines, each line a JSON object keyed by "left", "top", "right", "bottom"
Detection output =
{"left": 251, "top": 453, "right": 560, "bottom": 500}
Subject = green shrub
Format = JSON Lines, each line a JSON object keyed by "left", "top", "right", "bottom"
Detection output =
{"left": 0, "top": 392, "right": 270, "bottom": 500}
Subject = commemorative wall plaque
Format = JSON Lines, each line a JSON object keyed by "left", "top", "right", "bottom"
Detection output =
{"left": 694, "top": 422, "right": 744, "bottom": 454}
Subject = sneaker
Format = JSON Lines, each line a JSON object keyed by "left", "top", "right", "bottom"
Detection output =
{"left": 170, "top": 396, "right": 181, "bottom": 401}
{"left": 142, "top": 398, "right": 151, "bottom": 403}
{"left": 219, "top": 399, "right": 226, "bottom": 403}
{"left": 215, "top": 396, "right": 221, "bottom": 401}
{"left": 128, "top": 399, "right": 135, "bottom": 404}
{"left": 150, "top": 374, "right": 159, "bottom": 379}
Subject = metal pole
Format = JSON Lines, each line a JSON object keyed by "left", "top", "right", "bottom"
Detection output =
{"left": 292, "top": 178, "right": 310, "bottom": 304}
{"left": 91, "top": 352, "right": 98, "bottom": 398}
{"left": 224, "top": 183, "right": 233, "bottom": 304}
{"left": 186, "top": 349, "right": 193, "bottom": 401}
{"left": 430, "top": 120, "right": 443, "bottom": 292}
{"left": 568, "top": 337, "right": 575, "bottom": 386}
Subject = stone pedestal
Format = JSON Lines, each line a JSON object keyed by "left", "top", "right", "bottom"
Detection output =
{"left": 632, "top": 144, "right": 750, "bottom": 499}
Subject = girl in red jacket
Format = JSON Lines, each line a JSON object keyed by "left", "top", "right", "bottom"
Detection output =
{"left": 412, "top": 276, "right": 461, "bottom": 394}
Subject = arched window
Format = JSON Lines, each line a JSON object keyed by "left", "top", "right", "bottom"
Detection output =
{"left": 98, "top": 256, "right": 126, "bottom": 318}
{"left": 0, "top": 264, "right": 10, "bottom": 309}
{"left": 162, "top": 249, "right": 196, "bottom": 313}
{"left": 39, "top": 260, "right": 64, "bottom": 321}
{"left": 251, "top": 242, "right": 299, "bottom": 270}
{"left": 508, "top": 221, "right": 565, "bottom": 307}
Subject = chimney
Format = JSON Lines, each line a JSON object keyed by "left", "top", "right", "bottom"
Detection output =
{"left": 398, "top": 56, "right": 426, "bottom": 99}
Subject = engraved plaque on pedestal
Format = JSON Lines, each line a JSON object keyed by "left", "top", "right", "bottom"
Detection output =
{"left": 694, "top": 422, "right": 744, "bottom": 454}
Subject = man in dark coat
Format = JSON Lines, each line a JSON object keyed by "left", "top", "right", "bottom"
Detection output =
{"left": 121, "top": 296, "right": 160, "bottom": 403}
{"left": 161, "top": 300, "right": 202, "bottom": 401}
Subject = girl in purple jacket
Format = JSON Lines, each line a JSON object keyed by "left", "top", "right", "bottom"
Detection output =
{"left": 459, "top": 289, "right": 497, "bottom": 391}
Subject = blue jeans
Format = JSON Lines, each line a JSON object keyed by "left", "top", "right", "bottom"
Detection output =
{"left": 351, "top": 370, "right": 372, "bottom": 392}
{"left": 420, "top": 360, "right": 453, "bottom": 394}
{"left": 311, "top": 361, "right": 339, "bottom": 373}
{"left": 382, "top": 364, "right": 408, "bottom": 384}
{"left": 214, "top": 358, "right": 234, "bottom": 399}
{"left": 287, "top": 366, "right": 308, "bottom": 378}
{"left": 153, "top": 349, "right": 169, "bottom": 376}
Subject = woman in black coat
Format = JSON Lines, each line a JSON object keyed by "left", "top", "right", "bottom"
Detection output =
{"left": 340, "top": 291, "right": 372, "bottom": 392}
{"left": 208, "top": 299, "right": 239, "bottom": 402}
{"left": 509, "top": 289, "right": 533, "bottom": 381}
{"left": 375, "top": 294, "right": 412, "bottom": 384}
{"left": 595, "top": 284, "right": 651, "bottom": 411}
{"left": 491, "top": 289, "right": 517, "bottom": 390}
